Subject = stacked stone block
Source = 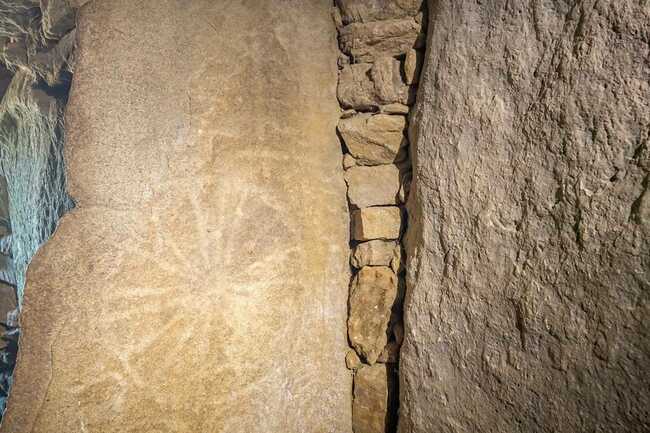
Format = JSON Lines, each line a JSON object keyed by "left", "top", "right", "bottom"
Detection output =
{"left": 333, "top": 1, "right": 427, "bottom": 432}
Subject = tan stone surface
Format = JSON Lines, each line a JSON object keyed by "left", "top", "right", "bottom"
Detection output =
{"left": 351, "top": 240, "right": 401, "bottom": 271}
{"left": 352, "top": 364, "right": 390, "bottom": 433}
{"left": 338, "top": 59, "right": 410, "bottom": 110}
{"left": 345, "top": 164, "right": 401, "bottom": 208}
{"left": 339, "top": 18, "right": 423, "bottom": 63}
{"left": 352, "top": 207, "right": 402, "bottom": 241}
{"left": 338, "top": 113, "right": 407, "bottom": 166}
{"left": 1, "top": 1, "right": 352, "bottom": 432}
{"left": 336, "top": 0, "right": 424, "bottom": 25}
{"left": 348, "top": 267, "right": 397, "bottom": 364}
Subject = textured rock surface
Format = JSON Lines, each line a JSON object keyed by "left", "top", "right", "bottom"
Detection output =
{"left": 352, "top": 206, "right": 402, "bottom": 241}
{"left": 401, "top": 1, "right": 650, "bottom": 432}
{"left": 348, "top": 266, "right": 398, "bottom": 364}
{"left": 1, "top": 1, "right": 352, "bottom": 432}
{"left": 351, "top": 239, "right": 401, "bottom": 270}
{"left": 338, "top": 113, "right": 407, "bottom": 165}
{"left": 338, "top": 18, "right": 422, "bottom": 63}
{"left": 336, "top": 0, "right": 423, "bottom": 24}
{"left": 338, "top": 58, "right": 410, "bottom": 110}
{"left": 352, "top": 364, "right": 392, "bottom": 433}
{"left": 345, "top": 164, "right": 400, "bottom": 208}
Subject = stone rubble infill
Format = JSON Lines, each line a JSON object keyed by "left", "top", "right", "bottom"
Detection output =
{"left": 333, "top": 1, "right": 427, "bottom": 432}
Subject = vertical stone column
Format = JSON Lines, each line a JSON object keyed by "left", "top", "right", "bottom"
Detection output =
{"left": 0, "top": 1, "right": 352, "bottom": 432}
{"left": 332, "top": 2, "right": 428, "bottom": 432}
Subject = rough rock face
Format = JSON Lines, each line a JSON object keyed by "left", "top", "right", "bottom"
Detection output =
{"left": 352, "top": 364, "right": 394, "bottom": 433}
{"left": 338, "top": 59, "right": 411, "bottom": 110}
{"left": 338, "top": 18, "right": 423, "bottom": 63}
{"left": 345, "top": 164, "right": 401, "bottom": 208}
{"left": 338, "top": 113, "right": 407, "bottom": 166}
{"left": 401, "top": 1, "right": 650, "bottom": 433}
{"left": 352, "top": 207, "right": 402, "bottom": 241}
{"left": 335, "top": 0, "right": 422, "bottom": 24}
{"left": 1, "top": 1, "right": 352, "bottom": 432}
{"left": 348, "top": 266, "right": 398, "bottom": 364}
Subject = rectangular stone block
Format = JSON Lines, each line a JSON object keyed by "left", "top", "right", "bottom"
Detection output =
{"left": 338, "top": 113, "right": 407, "bottom": 166}
{"left": 352, "top": 206, "right": 402, "bottom": 241}
{"left": 353, "top": 364, "right": 390, "bottom": 433}
{"left": 351, "top": 239, "right": 401, "bottom": 270}
{"left": 339, "top": 18, "right": 424, "bottom": 63}
{"left": 345, "top": 164, "right": 401, "bottom": 208}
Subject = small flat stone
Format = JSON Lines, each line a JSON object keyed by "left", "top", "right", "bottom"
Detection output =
{"left": 351, "top": 239, "right": 401, "bottom": 271}
{"left": 380, "top": 103, "right": 410, "bottom": 114}
{"left": 336, "top": 0, "right": 424, "bottom": 25}
{"left": 345, "top": 164, "right": 400, "bottom": 208}
{"left": 338, "top": 58, "right": 410, "bottom": 110}
{"left": 352, "top": 206, "right": 402, "bottom": 241}
{"left": 339, "top": 18, "right": 422, "bottom": 63}
{"left": 338, "top": 113, "right": 407, "bottom": 165}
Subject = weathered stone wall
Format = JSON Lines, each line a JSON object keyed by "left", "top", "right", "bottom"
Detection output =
{"left": 332, "top": 2, "right": 427, "bottom": 432}
{"left": 401, "top": 1, "right": 650, "bottom": 432}
{"left": 1, "top": 1, "right": 352, "bottom": 432}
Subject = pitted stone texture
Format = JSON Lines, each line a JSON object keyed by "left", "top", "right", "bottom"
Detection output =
{"left": 338, "top": 57, "right": 411, "bottom": 110}
{"left": 336, "top": 0, "right": 423, "bottom": 24}
{"left": 352, "top": 206, "right": 402, "bottom": 241}
{"left": 0, "top": 1, "right": 352, "bottom": 432}
{"left": 401, "top": 1, "right": 650, "bottom": 433}
{"left": 345, "top": 164, "right": 400, "bottom": 208}
{"left": 348, "top": 266, "right": 398, "bottom": 364}
{"left": 339, "top": 18, "right": 423, "bottom": 63}
{"left": 338, "top": 113, "right": 407, "bottom": 165}
{"left": 352, "top": 364, "right": 391, "bottom": 433}
{"left": 351, "top": 240, "right": 401, "bottom": 271}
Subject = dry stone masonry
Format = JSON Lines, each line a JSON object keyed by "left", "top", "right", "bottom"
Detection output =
{"left": 333, "top": 1, "right": 427, "bottom": 432}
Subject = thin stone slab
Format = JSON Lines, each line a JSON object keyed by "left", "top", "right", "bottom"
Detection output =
{"left": 0, "top": 1, "right": 352, "bottom": 432}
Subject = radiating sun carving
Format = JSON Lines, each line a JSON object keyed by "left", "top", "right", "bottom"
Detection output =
{"left": 68, "top": 174, "right": 297, "bottom": 431}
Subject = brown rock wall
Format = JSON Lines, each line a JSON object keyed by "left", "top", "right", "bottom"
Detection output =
{"left": 401, "top": 1, "right": 650, "bottom": 432}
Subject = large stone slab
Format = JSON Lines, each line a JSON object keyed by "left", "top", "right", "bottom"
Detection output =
{"left": 401, "top": 1, "right": 650, "bottom": 432}
{"left": 1, "top": 1, "right": 352, "bottom": 432}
